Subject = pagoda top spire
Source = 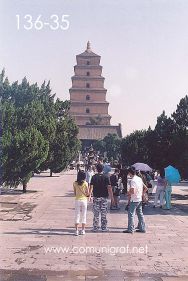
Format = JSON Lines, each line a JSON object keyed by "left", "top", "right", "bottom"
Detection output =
{"left": 77, "top": 41, "right": 100, "bottom": 57}
{"left": 86, "top": 41, "right": 92, "bottom": 53}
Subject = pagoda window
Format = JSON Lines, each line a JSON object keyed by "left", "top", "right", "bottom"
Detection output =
{"left": 86, "top": 83, "right": 90, "bottom": 88}
{"left": 86, "top": 95, "right": 90, "bottom": 101}
{"left": 86, "top": 108, "right": 90, "bottom": 113}
{"left": 86, "top": 71, "right": 90, "bottom": 76}
{"left": 87, "top": 61, "right": 90, "bottom": 65}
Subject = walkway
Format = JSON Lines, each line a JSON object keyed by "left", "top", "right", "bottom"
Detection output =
{"left": 0, "top": 170, "right": 188, "bottom": 280}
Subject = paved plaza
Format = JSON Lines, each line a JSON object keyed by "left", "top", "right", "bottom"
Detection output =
{"left": 0, "top": 170, "right": 188, "bottom": 281}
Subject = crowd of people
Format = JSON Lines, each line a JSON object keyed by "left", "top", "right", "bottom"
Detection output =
{"left": 73, "top": 160, "right": 172, "bottom": 236}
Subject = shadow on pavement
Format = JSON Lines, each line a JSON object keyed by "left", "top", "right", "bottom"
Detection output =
{"left": 0, "top": 190, "right": 38, "bottom": 195}
{"left": 3, "top": 228, "right": 74, "bottom": 236}
{"left": 171, "top": 193, "right": 188, "bottom": 200}
{"left": 0, "top": 268, "right": 187, "bottom": 281}
{"left": 53, "top": 191, "right": 74, "bottom": 197}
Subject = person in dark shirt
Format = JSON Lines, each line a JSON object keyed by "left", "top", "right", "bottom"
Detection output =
{"left": 77, "top": 163, "right": 81, "bottom": 173}
{"left": 119, "top": 168, "right": 128, "bottom": 194}
{"left": 89, "top": 164, "right": 114, "bottom": 232}
{"left": 110, "top": 168, "right": 120, "bottom": 210}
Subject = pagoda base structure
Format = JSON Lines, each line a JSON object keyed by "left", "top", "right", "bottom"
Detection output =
{"left": 78, "top": 124, "right": 122, "bottom": 148}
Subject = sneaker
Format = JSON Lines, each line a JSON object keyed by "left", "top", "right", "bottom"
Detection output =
{"left": 135, "top": 229, "right": 146, "bottom": 233}
{"left": 75, "top": 230, "right": 79, "bottom": 236}
{"left": 101, "top": 228, "right": 109, "bottom": 232}
{"left": 123, "top": 230, "right": 133, "bottom": 234}
{"left": 80, "top": 230, "right": 85, "bottom": 235}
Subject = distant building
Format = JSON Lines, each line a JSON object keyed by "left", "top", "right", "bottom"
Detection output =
{"left": 69, "top": 42, "right": 122, "bottom": 148}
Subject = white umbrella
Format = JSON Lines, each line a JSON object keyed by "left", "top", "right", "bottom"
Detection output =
{"left": 132, "top": 163, "right": 152, "bottom": 172}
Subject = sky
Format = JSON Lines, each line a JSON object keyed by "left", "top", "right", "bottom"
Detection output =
{"left": 1, "top": 0, "right": 188, "bottom": 136}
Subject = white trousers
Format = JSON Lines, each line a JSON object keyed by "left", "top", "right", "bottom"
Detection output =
{"left": 154, "top": 186, "right": 165, "bottom": 206}
{"left": 75, "top": 199, "right": 87, "bottom": 224}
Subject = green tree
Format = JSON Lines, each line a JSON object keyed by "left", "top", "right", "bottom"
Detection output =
{"left": 93, "top": 133, "right": 121, "bottom": 162}
{"left": 172, "top": 95, "right": 188, "bottom": 130}
{"left": 38, "top": 99, "right": 81, "bottom": 176}
{"left": 121, "top": 130, "right": 149, "bottom": 166}
{"left": 0, "top": 75, "right": 52, "bottom": 191}
{"left": 2, "top": 127, "right": 48, "bottom": 192}
{"left": 151, "top": 111, "right": 175, "bottom": 169}
{"left": 0, "top": 71, "right": 80, "bottom": 190}
{"left": 172, "top": 96, "right": 188, "bottom": 178}
{"left": 93, "top": 139, "right": 106, "bottom": 155}
{"left": 48, "top": 117, "right": 80, "bottom": 176}
{"left": 103, "top": 134, "right": 121, "bottom": 161}
{"left": 120, "top": 96, "right": 188, "bottom": 178}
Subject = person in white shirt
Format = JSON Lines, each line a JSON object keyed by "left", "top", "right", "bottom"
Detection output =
{"left": 86, "top": 165, "right": 95, "bottom": 186}
{"left": 123, "top": 167, "right": 146, "bottom": 233}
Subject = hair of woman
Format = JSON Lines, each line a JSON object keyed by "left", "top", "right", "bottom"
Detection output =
{"left": 77, "top": 170, "right": 86, "bottom": 185}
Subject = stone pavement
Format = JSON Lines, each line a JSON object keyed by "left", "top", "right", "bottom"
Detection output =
{"left": 0, "top": 170, "right": 188, "bottom": 281}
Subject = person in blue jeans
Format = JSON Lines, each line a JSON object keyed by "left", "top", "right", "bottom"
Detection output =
{"left": 164, "top": 181, "right": 172, "bottom": 210}
{"left": 123, "top": 167, "right": 146, "bottom": 233}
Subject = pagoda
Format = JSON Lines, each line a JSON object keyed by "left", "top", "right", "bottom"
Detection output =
{"left": 69, "top": 42, "right": 122, "bottom": 148}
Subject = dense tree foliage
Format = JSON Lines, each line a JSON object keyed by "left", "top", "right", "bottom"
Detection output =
{"left": 39, "top": 99, "right": 81, "bottom": 176}
{"left": 121, "top": 99, "right": 188, "bottom": 178}
{"left": 94, "top": 96, "right": 188, "bottom": 179}
{"left": 121, "top": 130, "right": 149, "bottom": 166}
{"left": 0, "top": 70, "right": 80, "bottom": 191}
{"left": 93, "top": 133, "right": 121, "bottom": 162}
{"left": 172, "top": 96, "right": 188, "bottom": 177}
